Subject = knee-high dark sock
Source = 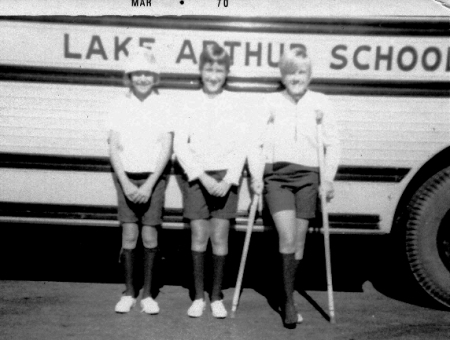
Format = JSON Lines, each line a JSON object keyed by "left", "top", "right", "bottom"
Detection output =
{"left": 142, "top": 247, "right": 158, "bottom": 299}
{"left": 294, "top": 259, "right": 302, "bottom": 289}
{"left": 281, "top": 253, "right": 298, "bottom": 325}
{"left": 211, "top": 254, "right": 226, "bottom": 302}
{"left": 121, "top": 248, "right": 136, "bottom": 297}
{"left": 192, "top": 251, "right": 205, "bottom": 300}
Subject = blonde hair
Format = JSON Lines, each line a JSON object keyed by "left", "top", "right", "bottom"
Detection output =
{"left": 279, "top": 46, "right": 311, "bottom": 76}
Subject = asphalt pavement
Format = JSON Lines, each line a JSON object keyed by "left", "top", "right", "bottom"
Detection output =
{"left": 1, "top": 280, "right": 450, "bottom": 340}
{"left": 1, "top": 224, "right": 450, "bottom": 339}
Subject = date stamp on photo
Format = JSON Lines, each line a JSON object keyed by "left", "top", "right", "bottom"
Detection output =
{"left": 130, "top": 0, "right": 229, "bottom": 7}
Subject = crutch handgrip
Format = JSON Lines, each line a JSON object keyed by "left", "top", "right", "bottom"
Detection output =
{"left": 316, "top": 109, "right": 324, "bottom": 125}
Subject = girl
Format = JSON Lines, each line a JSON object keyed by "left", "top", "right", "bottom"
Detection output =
{"left": 252, "top": 47, "right": 340, "bottom": 328}
{"left": 174, "top": 43, "right": 248, "bottom": 319}
{"left": 107, "top": 47, "right": 173, "bottom": 314}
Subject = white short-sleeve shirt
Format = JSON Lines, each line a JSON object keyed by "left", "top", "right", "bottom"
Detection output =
{"left": 262, "top": 90, "right": 341, "bottom": 181}
{"left": 173, "top": 90, "right": 249, "bottom": 185}
{"left": 106, "top": 91, "right": 173, "bottom": 173}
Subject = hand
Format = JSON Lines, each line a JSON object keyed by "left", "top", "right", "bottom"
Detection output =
{"left": 108, "top": 136, "right": 123, "bottom": 151}
{"left": 199, "top": 173, "right": 221, "bottom": 196}
{"left": 134, "top": 182, "right": 154, "bottom": 204}
{"left": 215, "top": 180, "right": 232, "bottom": 197}
{"left": 122, "top": 179, "right": 140, "bottom": 203}
{"left": 251, "top": 178, "right": 264, "bottom": 195}
{"left": 315, "top": 109, "right": 324, "bottom": 125}
{"left": 321, "top": 180, "right": 335, "bottom": 202}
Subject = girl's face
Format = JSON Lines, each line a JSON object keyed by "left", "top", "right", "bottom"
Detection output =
{"left": 201, "top": 62, "right": 228, "bottom": 94}
{"left": 130, "top": 71, "right": 156, "bottom": 97}
{"left": 282, "top": 64, "right": 311, "bottom": 99}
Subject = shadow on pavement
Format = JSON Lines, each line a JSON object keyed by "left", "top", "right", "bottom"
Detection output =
{"left": 0, "top": 223, "right": 447, "bottom": 312}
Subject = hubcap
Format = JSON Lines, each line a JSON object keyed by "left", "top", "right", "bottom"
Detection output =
{"left": 437, "top": 210, "right": 450, "bottom": 273}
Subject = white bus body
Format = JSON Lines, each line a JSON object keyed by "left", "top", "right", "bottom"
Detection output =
{"left": 0, "top": 11, "right": 449, "bottom": 305}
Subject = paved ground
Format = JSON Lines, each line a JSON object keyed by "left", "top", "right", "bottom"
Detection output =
{"left": 1, "top": 224, "right": 450, "bottom": 339}
{"left": 1, "top": 280, "right": 450, "bottom": 340}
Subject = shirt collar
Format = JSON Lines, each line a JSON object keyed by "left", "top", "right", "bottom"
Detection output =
{"left": 282, "top": 89, "right": 309, "bottom": 105}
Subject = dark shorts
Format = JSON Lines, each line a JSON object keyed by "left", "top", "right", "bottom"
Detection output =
{"left": 182, "top": 170, "right": 239, "bottom": 220}
{"left": 263, "top": 162, "right": 319, "bottom": 219}
{"left": 113, "top": 172, "right": 167, "bottom": 226}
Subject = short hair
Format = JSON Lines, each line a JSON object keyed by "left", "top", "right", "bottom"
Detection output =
{"left": 279, "top": 46, "right": 312, "bottom": 76}
{"left": 199, "top": 43, "right": 231, "bottom": 72}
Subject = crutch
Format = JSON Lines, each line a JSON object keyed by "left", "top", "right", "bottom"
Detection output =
{"left": 316, "top": 110, "right": 336, "bottom": 324}
{"left": 230, "top": 194, "right": 260, "bottom": 318}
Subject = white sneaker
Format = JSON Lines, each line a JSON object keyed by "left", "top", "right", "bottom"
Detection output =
{"left": 187, "top": 299, "right": 206, "bottom": 318}
{"left": 140, "top": 297, "right": 160, "bottom": 315}
{"left": 115, "top": 296, "right": 136, "bottom": 313}
{"left": 211, "top": 300, "right": 227, "bottom": 319}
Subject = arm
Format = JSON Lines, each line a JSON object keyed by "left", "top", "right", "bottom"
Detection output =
{"left": 215, "top": 161, "right": 244, "bottom": 198}
{"left": 173, "top": 119, "right": 204, "bottom": 182}
{"left": 216, "top": 120, "right": 251, "bottom": 197}
{"left": 173, "top": 117, "right": 221, "bottom": 196}
{"left": 219, "top": 95, "right": 270, "bottom": 197}
{"left": 199, "top": 172, "right": 222, "bottom": 196}
{"left": 134, "top": 132, "right": 173, "bottom": 204}
{"left": 322, "top": 101, "right": 341, "bottom": 183}
{"left": 319, "top": 96, "right": 341, "bottom": 201}
{"left": 247, "top": 143, "right": 265, "bottom": 195}
{"left": 108, "top": 130, "right": 139, "bottom": 203}
{"left": 219, "top": 148, "right": 247, "bottom": 196}
{"left": 247, "top": 107, "right": 269, "bottom": 196}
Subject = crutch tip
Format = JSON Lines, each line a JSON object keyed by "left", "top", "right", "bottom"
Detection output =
{"left": 330, "top": 316, "right": 336, "bottom": 324}
{"left": 230, "top": 311, "right": 236, "bottom": 319}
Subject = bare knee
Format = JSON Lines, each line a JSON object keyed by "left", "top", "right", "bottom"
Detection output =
{"left": 142, "top": 237, "right": 158, "bottom": 249}
{"left": 191, "top": 225, "right": 209, "bottom": 252}
{"left": 210, "top": 219, "right": 229, "bottom": 255}
{"left": 210, "top": 233, "right": 227, "bottom": 248}
{"left": 272, "top": 210, "right": 297, "bottom": 254}
{"left": 279, "top": 234, "right": 296, "bottom": 254}
{"left": 210, "top": 233, "right": 228, "bottom": 255}
{"left": 142, "top": 226, "right": 158, "bottom": 249}
{"left": 295, "top": 218, "right": 309, "bottom": 259}
{"left": 122, "top": 223, "right": 139, "bottom": 249}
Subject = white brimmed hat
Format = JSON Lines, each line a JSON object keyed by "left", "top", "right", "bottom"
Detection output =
{"left": 124, "top": 47, "right": 160, "bottom": 74}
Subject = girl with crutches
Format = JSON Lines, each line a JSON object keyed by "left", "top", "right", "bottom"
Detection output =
{"left": 174, "top": 43, "right": 249, "bottom": 319}
{"left": 107, "top": 47, "right": 173, "bottom": 314}
{"left": 256, "top": 47, "right": 341, "bottom": 328}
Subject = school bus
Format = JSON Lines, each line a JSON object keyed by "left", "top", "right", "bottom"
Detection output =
{"left": 0, "top": 7, "right": 449, "bottom": 307}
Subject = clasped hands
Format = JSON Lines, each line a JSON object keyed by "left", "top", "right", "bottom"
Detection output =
{"left": 122, "top": 179, "right": 154, "bottom": 204}
{"left": 199, "top": 173, "right": 232, "bottom": 197}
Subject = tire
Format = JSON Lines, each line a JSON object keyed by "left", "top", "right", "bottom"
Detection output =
{"left": 405, "top": 166, "right": 450, "bottom": 308}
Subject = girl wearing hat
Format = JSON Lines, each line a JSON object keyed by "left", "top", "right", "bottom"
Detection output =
{"left": 174, "top": 43, "right": 249, "bottom": 319}
{"left": 107, "top": 47, "right": 173, "bottom": 314}
{"left": 251, "top": 47, "right": 340, "bottom": 328}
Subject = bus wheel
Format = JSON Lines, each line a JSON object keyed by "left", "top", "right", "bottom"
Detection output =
{"left": 405, "top": 166, "right": 450, "bottom": 308}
